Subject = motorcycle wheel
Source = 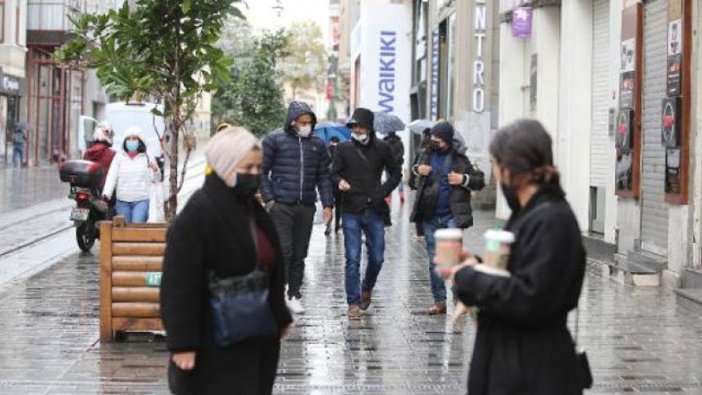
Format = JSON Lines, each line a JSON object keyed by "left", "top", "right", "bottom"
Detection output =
{"left": 76, "top": 221, "right": 96, "bottom": 252}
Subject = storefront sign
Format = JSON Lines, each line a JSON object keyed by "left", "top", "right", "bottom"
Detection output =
{"left": 430, "top": 28, "right": 439, "bottom": 120}
{"left": 615, "top": 109, "right": 634, "bottom": 192}
{"left": 0, "top": 74, "right": 21, "bottom": 96}
{"left": 667, "top": 0, "right": 683, "bottom": 96}
{"left": 472, "top": 0, "right": 488, "bottom": 113}
{"left": 358, "top": 3, "right": 411, "bottom": 123}
{"left": 512, "top": 7, "right": 532, "bottom": 38}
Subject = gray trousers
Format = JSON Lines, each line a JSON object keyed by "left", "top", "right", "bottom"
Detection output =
{"left": 269, "top": 202, "right": 315, "bottom": 298}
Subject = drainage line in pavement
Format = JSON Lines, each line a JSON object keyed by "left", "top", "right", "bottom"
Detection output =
{"left": 0, "top": 225, "right": 73, "bottom": 259}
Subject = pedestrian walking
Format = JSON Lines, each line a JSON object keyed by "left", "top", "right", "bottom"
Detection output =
{"left": 260, "top": 101, "right": 333, "bottom": 313}
{"left": 12, "top": 122, "right": 27, "bottom": 168}
{"left": 161, "top": 126, "right": 292, "bottom": 395}
{"left": 409, "top": 128, "right": 434, "bottom": 241}
{"left": 326, "top": 136, "right": 343, "bottom": 235}
{"left": 82, "top": 122, "right": 116, "bottom": 192}
{"left": 102, "top": 126, "right": 160, "bottom": 223}
{"left": 410, "top": 121, "right": 485, "bottom": 315}
{"left": 383, "top": 130, "right": 405, "bottom": 204}
{"left": 331, "top": 108, "right": 401, "bottom": 320}
{"left": 447, "top": 119, "right": 589, "bottom": 394}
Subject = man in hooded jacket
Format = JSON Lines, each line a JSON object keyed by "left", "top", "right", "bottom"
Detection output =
{"left": 330, "top": 108, "right": 401, "bottom": 319}
{"left": 261, "top": 101, "right": 333, "bottom": 313}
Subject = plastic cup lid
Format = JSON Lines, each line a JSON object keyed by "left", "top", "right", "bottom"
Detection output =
{"left": 484, "top": 229, "right": 515, "bottom": 243}
{"left": 434, "top": 228, "right": 464, "bottom": 239}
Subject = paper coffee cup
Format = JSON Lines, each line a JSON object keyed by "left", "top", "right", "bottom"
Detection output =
{"left": 434, "top": 228, "right": 464, "bottom": 270}
{"left": 483, "top": 230, "right": 515, "bottom": 270}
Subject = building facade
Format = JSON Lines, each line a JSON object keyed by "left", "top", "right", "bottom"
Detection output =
{"left": 497, "top": 0, "right": 701, "bottom": 297}
{"left": 0, "top": 0, "right": 27, "bottom": 163}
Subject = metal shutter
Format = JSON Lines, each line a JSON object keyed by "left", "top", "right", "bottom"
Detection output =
{"left": 590, "top": 0, "right": 611, "bottom": 187}
{"left": 640, "top": 0, "right": 668, "bottom": 255}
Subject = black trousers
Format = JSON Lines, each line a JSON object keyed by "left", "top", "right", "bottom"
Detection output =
{"left": 333, "top": 191, "right": 343, "bottom": 230}
{"left": 269, "top": 202, "right": 315, "bottom": 297}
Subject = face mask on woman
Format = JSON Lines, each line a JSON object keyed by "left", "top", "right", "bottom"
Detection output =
{"left": 126, "top": 140, "right": 140, "bottom": 153}
{"left": 231, "top": 173, "right": 261, "bottom": 197}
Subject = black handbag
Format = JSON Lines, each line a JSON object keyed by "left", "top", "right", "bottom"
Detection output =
{"left": 574, "top": 307, "right": 593, "bottom": 389}
{"left": 207, "top": 218, "right": 278, "bottom": 347}
{"left": 208, "top": 270, "right": 278, "bottom": 346}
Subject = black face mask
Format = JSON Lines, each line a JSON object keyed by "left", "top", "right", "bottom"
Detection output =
{"left": 501, "top": 182, "right": 520, "bottom": 212}
{"left": 431, "top": 141, "right": 449, "bottom": 153}
{"left": 232, "top": 173, "right": 261, "bottom": 197}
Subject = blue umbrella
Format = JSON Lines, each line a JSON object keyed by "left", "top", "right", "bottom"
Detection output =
{"left": 315, "top": 122, "right": 351, "bottom": 147}
{"left": 373, "top": 112, "right": 405, "bottom": 134}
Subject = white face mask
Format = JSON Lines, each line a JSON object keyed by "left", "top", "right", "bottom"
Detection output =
{"left": 352, "top": 133, "right": 369, "bottom": 145}
{"left": 297, "top": 125, "right": 312, "bottom": 138}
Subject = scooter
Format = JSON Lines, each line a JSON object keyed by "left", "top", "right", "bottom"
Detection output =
{"left": 60, "top": 160, "right": 110, "bottom": 252}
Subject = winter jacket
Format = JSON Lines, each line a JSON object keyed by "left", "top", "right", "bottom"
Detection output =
{"left": 260, "top": 102, "right": 333, "bottom": 207}
{"left": 453, "top": 190, "right": 587, "bottom": 395}
{"left": 383, "top": 133, "right": 404, "bottom": 167}
{"left": 161, "top": 174, "right": 292, "bottom": 394}
{"left": 82, "top": 143, "right": 116, "bottom": 189}
{"left": 330, "top": 132, "right": 401, "bottom": 220}
{"left": 409, "top": 147, "right": 485, "bottom": 228}
{"left": 102, "top": 151, "right": 160, "bottom": 202}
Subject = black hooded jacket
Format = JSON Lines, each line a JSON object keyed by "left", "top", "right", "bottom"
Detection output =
{"left": 330, "top": 130, "right": 401, "bottom": 219}
{"left": 261, "top": 102, "right": 333, "bottom": 207}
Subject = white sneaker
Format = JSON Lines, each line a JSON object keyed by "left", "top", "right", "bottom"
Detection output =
{"left": 286, "top": 296, "right": 305, "bottom": 314}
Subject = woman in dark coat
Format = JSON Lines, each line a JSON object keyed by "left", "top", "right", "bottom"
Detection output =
{"left": 449, "top": 119, "right": 587, "bottom": 395}
{"left": 160, "top": 126, "right": 292, "bottom": 395}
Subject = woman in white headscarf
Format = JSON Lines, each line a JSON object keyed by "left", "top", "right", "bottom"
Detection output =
{"left": 160, "top": 126, "right": 292, "bottom": 395}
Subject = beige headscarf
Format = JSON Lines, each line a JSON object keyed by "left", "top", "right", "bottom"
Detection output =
{"left": 205, "top": 126, "right": 260, "bottom": 187}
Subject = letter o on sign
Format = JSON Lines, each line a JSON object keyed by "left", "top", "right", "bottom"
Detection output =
{"left": 472, "top": 88, "right": 485, "bottom": 113}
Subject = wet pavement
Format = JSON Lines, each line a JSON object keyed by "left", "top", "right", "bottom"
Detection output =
{"left": 0, "top": 197, "right": 700, "bottom": 394}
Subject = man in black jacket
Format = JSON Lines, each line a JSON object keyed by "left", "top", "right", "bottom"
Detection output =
{"left": 410, "top": 121, "right": 485, "bottom": 315}
{"left": 261, "top": 101, "right": 333, "bottom": 313}
{"left": 331, "top": 108, "right": 401, "bottom": 319}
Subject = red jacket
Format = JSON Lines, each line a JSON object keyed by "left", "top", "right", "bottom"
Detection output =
{"left": 83, "top": 143, "right": 116, "bottom": 188}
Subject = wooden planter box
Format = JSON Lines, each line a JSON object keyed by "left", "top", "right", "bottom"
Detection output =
{"left": 99, "top": 217, "right": 167, "bottom": 342}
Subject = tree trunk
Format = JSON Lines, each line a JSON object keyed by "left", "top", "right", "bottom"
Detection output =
{"left": 165, "top": 6, "right": 182, "bottom": 223}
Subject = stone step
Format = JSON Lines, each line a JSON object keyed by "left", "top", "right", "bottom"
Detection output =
{"left": 609, "top": 253, "right": 661, "bottom": 286}
{"left": 682, "top": 269, "right": 702, "bottom": 289}
{"left": 626, "top": 250, "right": 667, "bottom": 271}
{"left": 674, "top": 288, "right": 702, "bottom": 315}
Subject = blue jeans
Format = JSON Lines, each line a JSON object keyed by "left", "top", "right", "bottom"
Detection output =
{"left": 12, "top": 146, "right": 23, "bottom": 168}
{"left": 342, "top": 210, "right": 386, "bottom": 306}
{"left": 115, "top": 199, "right": 149, "bottom": 223}
{"left": 423, "top": 214, "right": 459, "bottom": 303}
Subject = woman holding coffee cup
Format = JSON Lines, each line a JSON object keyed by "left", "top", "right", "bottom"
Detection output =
{"left": 448, "top": 119, "right": 588, "bottom": 394}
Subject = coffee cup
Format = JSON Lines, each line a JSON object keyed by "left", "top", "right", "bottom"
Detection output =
{"left": 483, "top": 230, "right": 515, "bottom": 270}
{"left": 434, "top": 228, "right": 464, "bottom": 271}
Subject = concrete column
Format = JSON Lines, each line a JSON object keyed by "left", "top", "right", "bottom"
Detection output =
{"left": 558, "top": 0, "right": 593, "bottom": 231}
{"left": 690, "top": 0, "right": 702, "bottom": 269}
{"left": 531, "top": 7, "right": 561, "bottom": 149}
{"left": 495, "top": 21, "right": 526, "bottom": 219}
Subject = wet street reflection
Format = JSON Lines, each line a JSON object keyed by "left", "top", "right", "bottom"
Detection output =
{"left": 0, "top": 205, "right": 700, "bottom": 394}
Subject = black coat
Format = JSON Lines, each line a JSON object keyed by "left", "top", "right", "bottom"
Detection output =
{"left": 330, "top": 134, "right": 401, "bottom": 219}
{"left": 453, "top": 190, "right": 586, "bottom": 395}
{"left": 160, "top": 175, "right": 292, "bottom": 395}
{"left": 409, "top": 148, "right": 485, "bottom": 228}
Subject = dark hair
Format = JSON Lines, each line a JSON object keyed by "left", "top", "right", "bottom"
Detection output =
{"left": 330, "top": 136, "right": 340, "bottom": 143}
{"left": 123, "top": 137, "right": 147, "bottom": 154}
{"left": 489, "top": 119, "right": 564, "bottom": 196}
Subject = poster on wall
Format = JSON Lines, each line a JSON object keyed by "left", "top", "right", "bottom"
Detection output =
{"left": 512, "top": 7, "right": 532, "bottom": 38}
{"left": 615, "top": 109, "right": 634, "bottom": 192}
{"left": 661, "top": 96, "right": 681, "bottom": 148}
{"left": 620, "top": 38, "right": 636, "bottom": 109}
{"left": 666, "top": 148, "right": 681, "bottom": 194}
{"left": 667, "top": 0, "right": 683, "bottom": 96}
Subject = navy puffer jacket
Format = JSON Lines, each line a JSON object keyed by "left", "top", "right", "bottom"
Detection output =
{"left": 260, "top": 102, "right": 333, "bottom": 207}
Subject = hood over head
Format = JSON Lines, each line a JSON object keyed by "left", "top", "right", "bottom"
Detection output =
{"left": 284, "top": 101, "right": 318, "bottom": 135}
